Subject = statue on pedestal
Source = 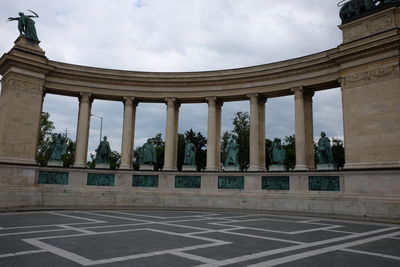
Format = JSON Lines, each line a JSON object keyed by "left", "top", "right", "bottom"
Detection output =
{"left": 183, "top": 141, "right": 196, "bottom": 166}
{"left": 140, "top": 139, "right": 156, "bottom": 170}
{"left": 95, "top": 136, "right": 111, "bottom": 166}
{"left": 224, "top": 139, "right": 240, "bottom": 171}
{"left": 317, "top": 132, "right": 336, "bottom": 170}
{"left": 268, "top": 138, "right": 287, "bottom": 171}
{"left": 48, "top": 134, "right": 68, "bottom": 166}
{"left": 8, "top": 10, "right": 40, "bottom": 42}
{"left": 182, "top": 141, "right": 196, "bottom": 171}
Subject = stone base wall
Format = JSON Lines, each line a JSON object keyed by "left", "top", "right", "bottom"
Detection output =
{"left": 0, "top": 165, "right": 399, "bottom": 219}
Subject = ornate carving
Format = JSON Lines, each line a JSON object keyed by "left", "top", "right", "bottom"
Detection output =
{"left": 262, "top": 176, "right": 289, "bottom": 190}
{"left": 218, "top": 176, "right": 244, "bottom": 189}
{"left": 342, "top": 64, "right": 398, "bottom": 87}
{"left": 87, "top": 173, "right": 115, "bottom": 186}
{"left": 175, "top": 176, "right": 201, "bottom": 189}
{"left": 38, "top": 171, "right": 68, "bottom": 185}
{"left": 309, "top": 176, "right": 340, "bottom": 191}
{"left": 132, "top": 175, "right": 158, "bottom": 187}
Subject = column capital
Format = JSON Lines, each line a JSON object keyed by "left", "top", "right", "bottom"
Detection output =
{"left": 123, "top": 96, "right": 138, "bottom": 107}
{"left": 206, "top": 97, "right": 223, "bottom": 107}
{"left": 246, "top": 93, "right": 259, "bottom": 100}
{"left": 79, "top": 92, "right": 92, "bottom": 103}
{"left": 165, "top": 97, "right": 180, "bottom": 107}
{"left": 290, "top": 86, "right": 303, "bottom": 94}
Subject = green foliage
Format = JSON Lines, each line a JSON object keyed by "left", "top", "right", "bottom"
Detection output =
{"left": 37, "top": 112, "right": 75, "bottom": 167}
{"left": 331, "top": 138, "right": 345, "bottom": 169}
{"left": 109, "top": 151, "right": 121, "bottom": 170}
{"left": 230, "top": 112, "right": 250, "bottom": 171}
{"left": 221, "top": 131, "right": 233, "bottom": 164}
{"left": 282, "top": 135, "right": 296, "bottom": 170}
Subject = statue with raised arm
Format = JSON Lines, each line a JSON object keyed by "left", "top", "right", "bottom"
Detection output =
{"left": 317, "top": 132, "right": 334, "bottom": 164}
{"left": 95, "top": 136, "right": 111, "bottom": 164}
{"left": 8, "top": 10, "right": 40, "bottom": 42}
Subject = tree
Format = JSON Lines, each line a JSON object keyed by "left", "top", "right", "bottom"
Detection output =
{"left": 221, "top": 130, "right": 233, "bottom": 165}
{"left": 231, "top": 111, "right": 250, "bottom": 171}
{"left": 37, "top": 112, "right": 75, "bottom": 167}
{"left": 331, "top": 138, "right": 345, "bottom": 169}
{"left": 150, "top": 133, "right": 165, "bottom": 171}
{"left": 37, "top": 112, "right": 55, "bottom": 166}
{"left": 282, "top": 135, "right": 296, "bottom": 170}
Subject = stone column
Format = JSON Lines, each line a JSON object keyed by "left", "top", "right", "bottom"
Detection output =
{"left": 163, "top": 97, "right": 179, "bottom": 171}
{"left": 248, "top": 93, "right": 266, "bottom": 172}
{"left": 206, "top": 97, "right": 222, "bottom": 172}
{"left": 291, "top": 87, "right": 315, "bottom": 171}
{"left": 73, "top": 92, "right": 92, "bottom": 168}
{"left": 120, "top": 97, "right": 137, "bottom": 170}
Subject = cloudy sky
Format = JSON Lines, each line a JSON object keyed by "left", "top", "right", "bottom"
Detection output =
{"left": 1, "top": 0, "right": 344, "bottom": 157}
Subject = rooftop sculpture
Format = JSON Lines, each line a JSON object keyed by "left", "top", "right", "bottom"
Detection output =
{"left": 8, "top": 10, "right": 40, "bottom": 42}
{"left": 338, "top": 0, "right": 400, "bottom": 23}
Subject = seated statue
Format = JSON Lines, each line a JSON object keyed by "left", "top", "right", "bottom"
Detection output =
{"left": 183, "top": 141, "right": 196, "bottom": 166}
{"left": 95, "top": 136, "right": 111, "bottom": 164}
{"left": 224, "top": 139, "right": 239, "bottom": 167}
{"left": 142, "top": 139, "right": 156, "bottom": 165}
{"left": 317, "top": 132, "right": 334, "bottom": 164}
{"left": 269, "top": 138, "right": 286, "bottom": 165}
{"left": 49, "top": 134, "right": 67, "bottom": 161}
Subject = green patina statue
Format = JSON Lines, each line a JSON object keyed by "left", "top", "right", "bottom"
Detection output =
{"left": 339, "top": 0, "right": 400, "bottom": 23}
{"left": 224, "top": 139, "right": 239, "bottom": 167}
{"left": 317, "top": 132, "right": 334, "bottom": 164}
{"left": 141, "top": 139, "right": 156, "bottom": 165}
{"left": 8, "top": 10, "right": 40, "bottom": 42}
{"left": 49, "top": 134, "right": 68, "bottom": 161}
{"left": 269, "top": 138, "right": 286, "bottom": 166}
{"left": 183, "top": 141, "right": 196, "bottom": 166}
{"left": 95, "top": 136, "right": 111, "bottom": 164}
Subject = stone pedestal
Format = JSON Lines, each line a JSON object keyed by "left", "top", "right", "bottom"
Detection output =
{"left": 316, "top": 164, "right": 336, "bottom": 171}
{"left": 95, "top": 163, "right": 110, "bottom": 169}
{"left": 47, "top": 160, "right": 64, "bottom": 167}
{"left": 269, "top": 165, "right": 288, "bottom": 172}
{"left": 140, "top": 164, "right": 155, "bottom": 171}
{"left": 182, "top": 165, "right": 197, "bottom": 172}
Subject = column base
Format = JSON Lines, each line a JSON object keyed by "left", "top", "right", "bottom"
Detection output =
{"left": 293, "top": 165, "right": 315, "bottom": 171}
{"left": 204, "top": 167, "right": 220, "bottom": 172}
{"left": 162, "top": 166, "right": 177, "bottom": 172}
{"left": 73, "top": 162, "right": 87, "bottom": 168}
{"left": 247, "top": 166, "right": 266, "bottom": 172}
{"left": 119, "top": 164, "right": 132, "bottom": 170}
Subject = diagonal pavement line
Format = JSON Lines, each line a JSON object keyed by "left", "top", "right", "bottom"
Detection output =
{"left": 220, "top": 230, "right": 305, "bottom": 245}
{"left": 247, "top": 230, "right": 400, "bottom": 267}
{"left": 195, "top": 227, "right": 400, "bottom": 267}
{"left": 47, "top": 212, "right": 106, "bottom": 223}
{"left": 341, "top": 248, "right": 400, "bottom": 261}
{"left": 0, "top": 249, "right": 46, "bottom": 259}
{"left": 78, "top": 211, "right": 154, "bottom": 223}
{"left": 23, "top": 239, "right": 94, "bottom": 266}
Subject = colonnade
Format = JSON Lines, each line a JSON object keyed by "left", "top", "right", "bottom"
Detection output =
{"left": 71, "top": 87, "right": 316, "bottom": 171}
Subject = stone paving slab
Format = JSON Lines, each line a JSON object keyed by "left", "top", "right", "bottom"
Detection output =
{"left": 0, "top": 210, "right": 399, "bottom": 266}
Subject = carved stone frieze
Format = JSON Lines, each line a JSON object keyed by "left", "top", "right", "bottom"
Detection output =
{"left": 341, "top": 64, "right": 399, "bottom": 88}
{"left": 342, "top": 11, "right": 396, "bottom": 43}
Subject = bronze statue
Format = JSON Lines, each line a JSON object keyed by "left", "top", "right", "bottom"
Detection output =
{"left": 142, "top": 139, "right": 156, "bottom": 165}
{"left": 49, "top": 134, "right": 67, "bottom": 161}
{"left": 183, "top": 141, "right": 196, "bottom": 166}
{"left": 224, "top": 139, "right": 239, "bottom": 167}
{"left": 269, "top": 138, "right": 286, "bottom": 165}
{"left": 8, "top": 10, "right": 39, "bottom": 42}
{"left": 339, "top": 0, "right": 400, "bottom": 23}
{"left": 317, "top": 132, "right": 334, "bottom": 164}
{"left": 95, "top": 136, "right": 111, "bottom": 164}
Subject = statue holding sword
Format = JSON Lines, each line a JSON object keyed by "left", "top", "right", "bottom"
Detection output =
{"left": 8, "top": 10, "right": 40, "bottom": 42}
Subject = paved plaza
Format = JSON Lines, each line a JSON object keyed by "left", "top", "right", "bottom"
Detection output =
{"left": 0, "top": 210, "right": 399, "bottom": 266}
